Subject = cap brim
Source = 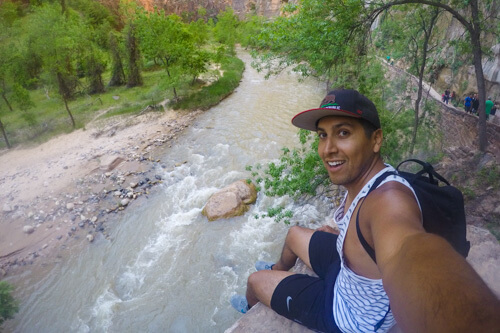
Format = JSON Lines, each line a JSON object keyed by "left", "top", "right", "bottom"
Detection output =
{"left": 291, "top": 108, "right": 361, "bottom": 131}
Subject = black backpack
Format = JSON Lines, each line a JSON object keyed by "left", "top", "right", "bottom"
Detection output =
{"left": 356, "top": 159, "right": 471, "bottom": 263}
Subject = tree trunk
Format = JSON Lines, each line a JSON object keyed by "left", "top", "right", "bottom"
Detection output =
{"left": 469, "top": 0, "right": 487, "bottom": 152}
{"left": 1, "top": 92, "right": 13, "bottom": 112}
{"left": 370, "top": 0, "right": 488, "bottom": 152}
{"left": 0, "top": 118, "right": 11, "bottom": 148}
{"left": 126, "top": 24, "right": 143, "bottom": 88}
{"left": 63, "top": 97, "right": 76, "bottom": 128}
{"left": 108, "top": 33, "right": 126, "bottom": 87}
{"left": 410, "top": 9, "right": 439, "bottom": 156}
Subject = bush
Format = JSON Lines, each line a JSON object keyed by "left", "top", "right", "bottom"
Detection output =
{"left": 0, "top": 281, "right": 18, "bottom": 328}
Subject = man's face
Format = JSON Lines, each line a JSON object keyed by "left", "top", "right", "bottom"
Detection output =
{"left": 317, "top": 116, "right": 381, "bottom": 188}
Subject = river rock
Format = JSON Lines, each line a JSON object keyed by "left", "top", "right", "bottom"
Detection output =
{"left": 86, "top": 234, "right": 94, "bottom": 242}
{"left": 120, "top": 198, "right": 130, "bottom": 206}
{"left": 2, "top": 203, "right": 14, "bottom": 212}
{"left": 23, "top": 225, "right": 35, "bottom": 234}
{"left": 66, "top": 202, "right": 75, "bottom": 210}
{"left": 201, "top": 180, "right": 257, "bottom": 221}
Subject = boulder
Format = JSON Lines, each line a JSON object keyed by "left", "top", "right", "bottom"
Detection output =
{"left": 202, "top": 180, "right": 257, "bottom": 221}
{"left": 23, "top": 225, "right": 35, "bottom": 234}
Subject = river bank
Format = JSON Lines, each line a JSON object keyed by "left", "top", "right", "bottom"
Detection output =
{"left": 0, "top": 108, "right": 202, "bottom": 277}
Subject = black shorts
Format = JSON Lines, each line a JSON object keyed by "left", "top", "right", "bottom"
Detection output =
{"left": 270, "top": 231, "right": 342, "bottom": 333}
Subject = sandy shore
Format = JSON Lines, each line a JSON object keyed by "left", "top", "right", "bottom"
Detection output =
{"left": 0, "top": 109, "right": 201, "bottom": 276}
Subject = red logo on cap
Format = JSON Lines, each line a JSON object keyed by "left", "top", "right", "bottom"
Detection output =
{"left": 357, "top": 109, "right": 363, "bottom": 115}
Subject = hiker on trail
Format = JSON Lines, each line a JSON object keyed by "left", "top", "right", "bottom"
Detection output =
{"left": 485, "top": 97, "right": 494, "bottom": 121}
{"left": 464, "top": 93, "right": 472, "bottom": 113}
{"left": 444, "top": 89, "right": 450, "bottom": 104}
{"left": 230, "top": 89, "right": 500, "bottom": 332}
{"left": 472, "top": 93, "right": 480, "bottom": 115}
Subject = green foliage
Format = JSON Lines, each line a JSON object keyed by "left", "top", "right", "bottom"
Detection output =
{"left": 124, "top": 23, "right": 143, "bottom": 88}
{"left": 213, "top": 7, "right": 240, "bottom": 53}
{"left": 0, "top": 281, "right": 18, "bottom": 327}
{"left": 251, "top": 0, "right": 366, "bottom": 81}
{"left": 188, "top": 18, "right": 211, "bottom": 46}
{"left": 476, "top": 164, "right": 500, "bottom": 190}
{"left": 246, "top": 130, "right": 331, "bottom": 224}
{"left": 238, "top": 14, "right": 267, "bottom": 48}
{"left": 171, "top": 55, "right": 244, "bottom": 110}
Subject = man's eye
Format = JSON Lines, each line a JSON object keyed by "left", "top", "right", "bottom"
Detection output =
{"left": 339, "top": 130, "right": 349, "bottom": 137}
{"left": 318, "top": 132, "right": 327, "bottom": 139}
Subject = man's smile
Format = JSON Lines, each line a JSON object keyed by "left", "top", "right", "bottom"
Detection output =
{"left": 327, "top": 161, "right": 345, "bottom": 167}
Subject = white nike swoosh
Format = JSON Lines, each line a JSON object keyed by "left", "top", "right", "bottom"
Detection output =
{"left": 286, "top": 296, "right": 292, "bottom": 312}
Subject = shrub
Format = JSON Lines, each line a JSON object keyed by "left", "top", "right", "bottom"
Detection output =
{"left": 0, "top": 281, "right": 18, "bottom": 328}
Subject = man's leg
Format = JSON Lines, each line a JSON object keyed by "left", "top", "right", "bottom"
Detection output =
{"left": 274, "top": 226, "right": 315, "bottom": 271}
{"left": 245, "top": 226, "right": 315, "bottom": 307}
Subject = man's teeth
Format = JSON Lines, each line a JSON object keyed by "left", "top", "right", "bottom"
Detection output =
{"left": 328, "top": 161, "right": 344, "bottom": 166}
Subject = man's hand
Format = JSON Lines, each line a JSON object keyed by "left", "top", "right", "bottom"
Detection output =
{"left": 316, "top": 225, "right": 339, "bottom": 235}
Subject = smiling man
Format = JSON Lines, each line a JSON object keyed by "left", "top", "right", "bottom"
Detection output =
{"left": 230, "top": 89, "right": 500, "bottom": 333}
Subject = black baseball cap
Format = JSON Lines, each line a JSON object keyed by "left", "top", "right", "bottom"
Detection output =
{"left": 292, "top": 89, "right": 381, "bottom": 131}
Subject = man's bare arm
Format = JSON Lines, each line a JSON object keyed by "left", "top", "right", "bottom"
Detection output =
{"left": 381, "top": 233, "right": 500, "bottom": 333}
{"left": 365, "top": 183, "right": 500, "bottom": 332}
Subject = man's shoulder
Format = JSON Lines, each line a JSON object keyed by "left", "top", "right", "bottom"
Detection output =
{"left": 365, "top": 178, "right": 418, "bottom": 211}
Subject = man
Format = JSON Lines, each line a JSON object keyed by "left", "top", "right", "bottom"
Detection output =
{"left": 444, "top": 89, "right": 450, "bottom": 104}
{"left": 230, "top": 89, "right": 500, "bottom": 332}
{"left": 472, "top": 93, "right": 480, "bottom": 115}
{"left": 485, "top": 97, "right": 494, "bottom": 121}
{"left": 464, "top": 94, "right": 472, "bottom": 113}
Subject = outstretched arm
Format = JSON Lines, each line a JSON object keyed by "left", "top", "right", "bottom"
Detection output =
{"left": 380, "top": 233, "right": 500, "bottom": 333}
{"left": 364, "top": 183, "right": 500, "bottom": 332}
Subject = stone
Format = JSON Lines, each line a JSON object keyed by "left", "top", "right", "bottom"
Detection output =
{"left": 91, "top": 216, "right": 98, "bottom": 223}
{"left": 223, "top": 180, "right": 258, "bottom": 205}
{"left": 130, "top": 182, "right": 138, "bottom": 188}
{"left": 2, "top": 203, "right": 13, "bottom": 212}
{"left": 202, "top": 180, "right": 258, "bottom": 221}
{"left": 23, "top": 225, "right": 35, "bottom": 234}
{"left": 86, "top": 234, "right": 94, "bottom": 242}
{"left": 202, "top": 192, "right": 247, "bottom": 222}
{"left": 66, "top": 202, "right": 75, "bottom": 210}
{"left": 120, "top": 198, "right": 130, "bottom": 206}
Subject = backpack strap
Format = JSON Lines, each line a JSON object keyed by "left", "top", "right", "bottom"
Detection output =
{"left": 396, "top": 159, "right": 450, "bottom": 186}
{"left": 356, "top": 171, "right": 395, "bottom": 263}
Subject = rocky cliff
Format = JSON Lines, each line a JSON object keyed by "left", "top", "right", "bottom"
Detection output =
{"left": 131, "top": 0, "right": 287, "bottom": 18}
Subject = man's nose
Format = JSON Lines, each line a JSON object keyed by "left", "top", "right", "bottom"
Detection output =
{"left": 322, "top": 137, "right": 337, "bottom": 154}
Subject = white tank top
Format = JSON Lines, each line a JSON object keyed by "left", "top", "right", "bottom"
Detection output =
{"left": 332, "top": 165, "right": 420, "bottom": 332}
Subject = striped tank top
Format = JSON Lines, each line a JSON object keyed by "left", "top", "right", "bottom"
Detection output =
{"left": 332, "top": 165, "right": 420, "bottom": 332}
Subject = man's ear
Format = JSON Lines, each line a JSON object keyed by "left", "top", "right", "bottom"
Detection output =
{"left": 372, "top": 129, "right": 383, "bottom": 153}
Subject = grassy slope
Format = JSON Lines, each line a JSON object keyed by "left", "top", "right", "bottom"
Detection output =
{"left": 0, "top": 54, "right": 245, "bottom": 149}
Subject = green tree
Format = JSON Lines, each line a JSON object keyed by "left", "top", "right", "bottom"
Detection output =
{"left": 366, "top": 0, "right": 498, "bottom": 152}
{"left": 188, "top": 12, "right": 210, "bottom": 47}
{"left": 25, "top": 3, "right": 86, "bottom": 128}
{"left": 81, "top": 46, "right": 107, "bottom": 94}
{"left": 213, "top": 7, "right": 240, "bottom": 53}
{"left": 251, "top": 0, "right": 366, "bottom": 89}
{"left": 108, "top": 32, "right": 126, "bottom": 87}
{"left": 124, "top": 23, "right": 143, "bottom": 88}
{"left": 375, "top": 6, "right": 442, "bottom": 155}
{"left": 182, "top": 50, "right": 211, "bottom": 84}
{"left": 135, "top": 10, "right": 194, "bottom": 100}
{"left": 0, "top": 24, "right": 34, "bottom": 148}
{"left": 0, "top": 281, "right": 18, "bottom": 328}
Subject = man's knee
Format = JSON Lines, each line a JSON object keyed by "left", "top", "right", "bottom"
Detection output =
{"left": 286, "top": 225, "right": 313, "bottom": 246}
{"left": 247, "top": 270, "right": 262, "bottom": 290}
